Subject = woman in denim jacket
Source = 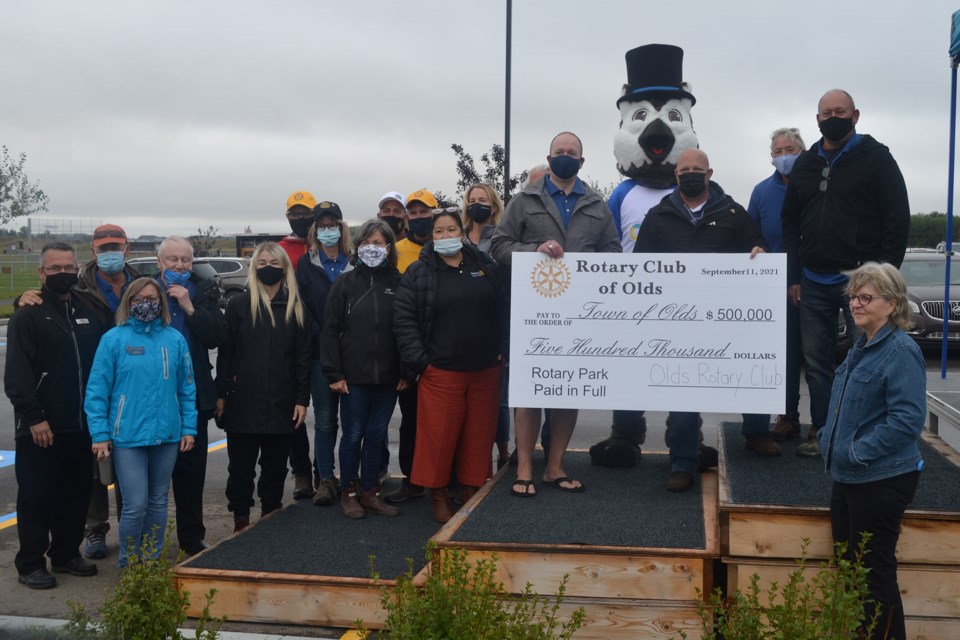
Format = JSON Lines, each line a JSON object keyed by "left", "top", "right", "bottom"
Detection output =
{"left": 817, "top": 262, "right": 925, "bottom": 640}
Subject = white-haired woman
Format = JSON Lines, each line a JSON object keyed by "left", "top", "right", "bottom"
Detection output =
{"left": 216, "top": 242, "right": 311, "bottom": 532}
{"left": 818, "top": 262, "right": 925, "bottom": 640}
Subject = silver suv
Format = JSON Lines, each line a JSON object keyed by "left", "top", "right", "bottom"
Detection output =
{"left": 196, "top": 257, "right": 249, "bottom": 300}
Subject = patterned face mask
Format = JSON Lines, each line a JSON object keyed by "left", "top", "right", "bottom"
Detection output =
{"left": 130, "top": 300, "right": 162, "bottom": 322}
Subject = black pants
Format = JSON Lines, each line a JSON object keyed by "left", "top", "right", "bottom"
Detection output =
{"left": 288, "top": 424, "right": 312, "bottom": 478}
{"left": 15, "top": 433, "right": 92, "bottom": 575}
{"left": 171, "top": 415, "right": 209, "bottom": 549}
{"left": 226, "top": 432, "right": 292, "bottom": 518}
{"left": 397, "top": 385, "right": 418, "bottom": 479}
{"left": 830, "top": 471, "right": 920, "bottom": 640}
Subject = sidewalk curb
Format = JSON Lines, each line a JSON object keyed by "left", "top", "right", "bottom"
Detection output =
{"left": 0, "top": 615, "right": 342, "bottom": 640}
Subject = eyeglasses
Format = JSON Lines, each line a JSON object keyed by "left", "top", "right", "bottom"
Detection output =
{"left": 432, "top": 207, "right": 460, "bottom": 216}
{"left": 819, "top": 167, "right": 830, "bottom": 192}
{"left": 93, "top": 229, "right": 126, "bottom": 240}
{"left": 41, "top": 265, "right": 79, "bottom": 274}
{"left": 132, "top": 295, "right": 160, "bottom": 304}
{"left": 316, "top": 222, "right": 340, "bottom": 230}
{"left": 286, "top": 210, "right": 312, "bottom": 220}
{"left": 849, "top": 293, "right": 885, "bottom": 306}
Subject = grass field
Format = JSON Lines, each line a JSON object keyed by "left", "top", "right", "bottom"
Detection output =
{"left": 0, "top": 254, "right": 42, "bottom": 308}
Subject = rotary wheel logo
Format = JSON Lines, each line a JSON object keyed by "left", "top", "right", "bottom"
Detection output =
{"left": 530, "top": 258, "right": 571, "bottom": 298}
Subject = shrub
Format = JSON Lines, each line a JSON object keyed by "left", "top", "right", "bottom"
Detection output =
{"left": 683, "top": 537, "right": 878, "bottom": 640}
{"left": 357, "top": 542, "right": 585, "bottom": 640}
{"left": 66, "top": 524, "right": 223, "bottom": 640}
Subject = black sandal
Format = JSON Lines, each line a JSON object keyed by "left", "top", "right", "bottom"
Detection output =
{"left": 510, "top": 479, "right": 536, "bottom": 498}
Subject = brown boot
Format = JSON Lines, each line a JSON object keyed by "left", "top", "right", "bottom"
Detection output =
{"left": 339, "top": 485, "right": 367, "bottom": 519}
{"left": 233, "top": 516, "right": 249, "bottom": 533}
{"left": 430, "top": 488, "right": 455, "bottom": 524}
{"left": 359, "top": 487, "right": 400, "bottom": 517}
{"left": 293, "top": 473, "right": 315, "bottom": 499}
{"left": 460, "top": 485, "right": 480, "bottom": 505}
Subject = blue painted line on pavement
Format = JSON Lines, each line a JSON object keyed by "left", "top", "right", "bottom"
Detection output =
{"left": 0, "top": 451, "right": 13, "bottom": 469}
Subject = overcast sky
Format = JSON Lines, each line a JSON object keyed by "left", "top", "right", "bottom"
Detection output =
{"left": 2, "top": 0, "right": 959, "bottom": 238}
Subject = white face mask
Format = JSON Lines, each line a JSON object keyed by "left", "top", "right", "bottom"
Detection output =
{"left": 433, "top": 237, "right": 463, "bottom": 256}
{"left": 358, "top": 244, "right": 388, "bottom": 268}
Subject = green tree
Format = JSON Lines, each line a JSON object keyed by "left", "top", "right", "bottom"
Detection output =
{"left": 451, "top": 143, "right": 529, "bottom": 202}
{"left": 909, "top": 211, "right": 959, "bottom": 248}
{"left": 0, "top": 146, "right": 49, "bottom": 224}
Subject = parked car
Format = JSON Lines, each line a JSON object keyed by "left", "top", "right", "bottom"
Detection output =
{"left": 898, "top": 251, "right": 960, "bottom": 347}
{"left": 126, "top": 256, "right": 226, "bottom": 307}
{"left": 194, "top": 257, "right": 249, "bottom": 300}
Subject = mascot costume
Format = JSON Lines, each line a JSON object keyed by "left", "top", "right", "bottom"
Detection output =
{"left": 589, "top": 43, "right": 717, "bottom": 470}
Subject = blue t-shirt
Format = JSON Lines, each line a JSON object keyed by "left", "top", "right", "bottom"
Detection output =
{"left": 94, "top": 269, "right": 132, "bottom": 313}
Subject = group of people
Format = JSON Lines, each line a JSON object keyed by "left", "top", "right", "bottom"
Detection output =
{"left": 6, "top": 84, "right": 927, "bottom": 640}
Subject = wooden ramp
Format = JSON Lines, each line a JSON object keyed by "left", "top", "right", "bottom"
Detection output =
{"left": 718, "top": 424, "right": 960, "bottom": 640}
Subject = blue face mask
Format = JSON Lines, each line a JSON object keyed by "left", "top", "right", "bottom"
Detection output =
{"left": 549, "top": 154, "right": 581, "bottom": 180}
{"left": 317, "top": 227, "right": 341, "bottom": 247}
{"left": 772, "top": 153, "right": 800, "bottom": 177}
{"left": 433, "top": 237, "right": 463, "bottom": 256}
{"left": 96, "top": 251, "right": 125, "bottom": 275}
{"left": 163, "top": 269, "right": 191, "bottom": 287}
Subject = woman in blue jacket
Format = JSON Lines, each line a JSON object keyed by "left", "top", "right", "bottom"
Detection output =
{"left": 85, "top": 278, "right": 197, "bottom": 567}
{"left": 818, "top": 262, "right": 925, "bottom": 640}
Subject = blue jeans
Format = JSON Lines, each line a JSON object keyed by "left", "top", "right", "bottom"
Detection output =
{"left": 112, "top": 443, "right": 179, "bottom": 567}
{"left": 310, "top": 360, "right": 340, "bottom": 481}
{"left": 666, "top": 412, "right": 769, "bottom": 473}
{"left": 799, "top": 275, "right": 860, "bottom": 429}
{"left": 339, "top": 384, "right": 397, "bottom": 491}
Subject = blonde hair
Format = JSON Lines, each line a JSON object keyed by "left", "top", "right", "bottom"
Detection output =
{"left": 115, "top": 278, "right": 171, "bottom": 326}
{"left": 307, "top": 218, "right": 353, "bottom": 256}
{"left": 845, "top": 262, "right": 913, "bottom": 330}
{"left": 461, "top": 183, "right": 504, "bottom": 234}
{"left": 247, "top": 242, "right": 304, "bottom": 328}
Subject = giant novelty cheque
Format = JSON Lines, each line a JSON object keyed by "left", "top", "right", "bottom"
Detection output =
{"left": 509, "top": 252, "right": 786, "bottom": 414}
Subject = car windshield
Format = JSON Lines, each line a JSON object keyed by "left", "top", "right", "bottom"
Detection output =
{"left": 900, "top": 259, "right": 960, "bottom": 286}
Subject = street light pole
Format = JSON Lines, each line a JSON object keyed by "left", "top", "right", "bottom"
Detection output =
{"left": 504, "top": 0, "right": 512, "bottom": 203}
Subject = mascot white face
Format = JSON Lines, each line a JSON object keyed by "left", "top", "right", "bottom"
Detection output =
{"left": 614, "top": 94, "right": 698, "bottom": 189}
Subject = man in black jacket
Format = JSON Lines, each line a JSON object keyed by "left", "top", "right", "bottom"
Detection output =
{"left": 5, "top": 243, "right": 110, "bottom": 588}
{"left": 635, "top": 149, "right": 771, "bottom": 492}
{"left": 781, "top": 89, "right": 909, "bottom": 457}
{"left": 155, "top": 236, "right": 227, "bottom": 555}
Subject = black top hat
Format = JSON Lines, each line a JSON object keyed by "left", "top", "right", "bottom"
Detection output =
{"left": 617, "top": 43, "right": 696, "bottom": 107}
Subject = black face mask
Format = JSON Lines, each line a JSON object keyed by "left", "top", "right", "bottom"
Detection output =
{"left": 467, "top": 203, "right": 493, "bottom": 223}
{"left": 44, "top": 272, "right": 78, "bottom": 295}
{"left": 289, "top": 218, "right": 312, "bottom": 238}
{"left": 677, "top": 172, "right": 708, "bottom": 198}
{"left": 818, "top": 116, "right": 854, "bottom": 143}
{"left": 381, "top": 215, "right": 405, "bottom": 236}
{"left": 407, "top": 217, "right": 433, "bottom": 239}
{"left": 256, "top": 265, "right": 285, "bottom": 286}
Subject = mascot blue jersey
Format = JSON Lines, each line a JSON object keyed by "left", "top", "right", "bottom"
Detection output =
{"left": 608, "top": 179, "right": 675, "bottom": 253}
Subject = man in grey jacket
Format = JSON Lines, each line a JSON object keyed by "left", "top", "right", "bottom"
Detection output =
{"left": 491, "top": 131, "right": 621, "bottom": 498}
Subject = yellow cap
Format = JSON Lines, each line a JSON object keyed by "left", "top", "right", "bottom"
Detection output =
{"left": 286, "top": 191, "right": 318, "bottom": 211}
{"left": 405, "top": 189, "right": 438, "bottom": 209}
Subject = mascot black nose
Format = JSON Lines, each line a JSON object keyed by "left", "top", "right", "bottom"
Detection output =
{"left": 639, "top": 119, "right": 675, "bottom": 162}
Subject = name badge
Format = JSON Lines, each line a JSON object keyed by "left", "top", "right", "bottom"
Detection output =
{"left": 75, "top": 318, "right": 89, "bottom": 325}
{"left": 126, "top": 346, "right": 145, "bottom": 355}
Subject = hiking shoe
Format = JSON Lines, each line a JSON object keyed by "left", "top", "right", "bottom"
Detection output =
{"left": 796, "top": 430, "right": 820, "bottom": 457}
{"left": 745, "top": 434, "right": 782, "bottom": 457}
{"left": 293, "top": 473, "right": 315, "bottom": 499}
{"left": 770, "top": 414, "right": 802, "bottom": 441}
{"left": 313, "top": 479, "right": 337, "bottom": 506}
{"left": 666, "top": 471, "right": 695, "bottom": 493}
{"left": 84, "top": 531, "right": 107, "bottom": 560}
{"left": 384, "top": 478, "right": 424, "bottom": 503}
